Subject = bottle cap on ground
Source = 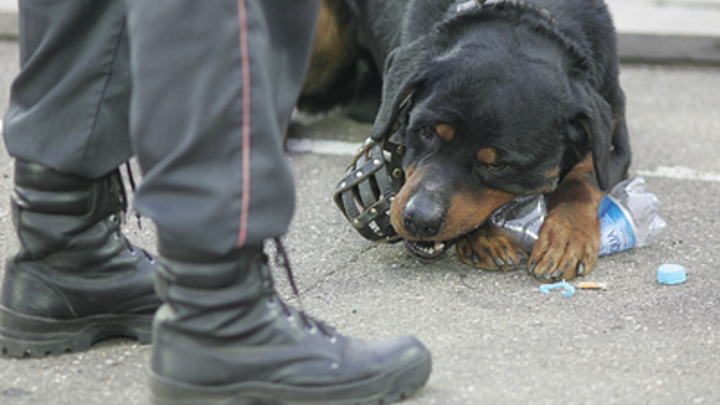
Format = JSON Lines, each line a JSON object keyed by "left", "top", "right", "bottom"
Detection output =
{"left": 657, "top": 264, "right": 686, "bottom": 285}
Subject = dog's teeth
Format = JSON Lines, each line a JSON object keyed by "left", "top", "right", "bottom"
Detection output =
{"left": 419, "top": 242, "right": 445, "bottom": 254}
{"left": 406, "top": 240, "right": 448, "bottom": 259}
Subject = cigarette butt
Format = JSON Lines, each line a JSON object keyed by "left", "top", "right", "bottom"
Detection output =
{"left": 578, "top": 282, "right": 608, "bottom": 290}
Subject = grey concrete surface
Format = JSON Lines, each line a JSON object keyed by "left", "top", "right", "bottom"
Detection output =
{"left": 0, "top": 0, "right": 15, "bottom": 11}
{"left": 0, "top": 3, "right": 719, "bottom": 405}
{"left": 0, "top": 1, "right": 719, "bottom": 63}
{"left": 607, "top": 0, "right": 720, "bottom": 64}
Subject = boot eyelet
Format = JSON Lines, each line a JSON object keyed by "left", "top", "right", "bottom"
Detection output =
{"left": 328, "top": 336, "right": 338, "bottom": 344}
{"left": 266, "top": 296, "right": 277, "bottom": 307}
{"left": 286, "top": 315, "right": 295, "bottom": 323}
{"left": 306, "top": 325, "right": 318, "bottom": 335}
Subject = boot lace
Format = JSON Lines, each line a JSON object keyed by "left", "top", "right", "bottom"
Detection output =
{"left": 112, "top": 163, "right": 154, "bottom": 263}
{"left": 122, "top": 161, "right": 143, "bottom": 230}
{"left": 272, "top": 237, "right": 336, "bottom": 340}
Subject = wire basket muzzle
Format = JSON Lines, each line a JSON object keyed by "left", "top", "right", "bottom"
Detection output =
{"left": 333, "top": 139, "right": 406, "bottom": 243}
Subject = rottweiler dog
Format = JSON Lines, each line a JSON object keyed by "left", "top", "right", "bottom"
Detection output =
{"left": 301, "top": 0, "right": 631, "bottom": 282}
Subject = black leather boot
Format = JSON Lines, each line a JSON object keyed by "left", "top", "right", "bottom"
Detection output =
{"left": 150, "top": 243, "right": 432, "bottom": 405}
{"left": 0, "top": 160, "right": 161, "bottom": 358}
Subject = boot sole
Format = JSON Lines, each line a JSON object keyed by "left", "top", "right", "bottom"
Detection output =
{"left": 149, "top": 351, "right": 432, "bottom": 405}
{"left": 0, "top": 305, "right": 153, "bottom": 358}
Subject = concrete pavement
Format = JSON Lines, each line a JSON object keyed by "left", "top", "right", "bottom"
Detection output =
{"left": 0, "top": 0, "right": 719, "bottom": 63}
{"left": 1, "top": 2, "right": 720, "bottom": 405}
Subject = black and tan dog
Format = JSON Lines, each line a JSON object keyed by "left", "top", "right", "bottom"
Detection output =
{"left": 302, "top": 0, "right": 631, "bottom": 282}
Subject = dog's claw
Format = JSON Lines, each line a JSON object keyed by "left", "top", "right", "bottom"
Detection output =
{"left": 456, "top": 225, "right": 526, "bottom": 272}
{"left": 517, "top": 251, "right": 527, "bottom": 262}
{"left": 527, "top": 202, "right": 601, "bottom": 282}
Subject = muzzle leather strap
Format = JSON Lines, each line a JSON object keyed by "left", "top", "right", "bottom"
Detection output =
{"left": 333, "top": 139, "right": 405, "bottom": 243}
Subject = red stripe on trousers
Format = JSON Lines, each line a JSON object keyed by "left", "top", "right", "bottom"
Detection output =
{"left": 236, "top": 0, "right": 251, "bottom": 247}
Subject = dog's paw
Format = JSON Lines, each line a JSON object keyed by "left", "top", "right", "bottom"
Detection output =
{"left": 527, "top": 208, "right": 600, "bottom": 282}
{"left": 456, "top": 225, "right": 528, "bottom": 271}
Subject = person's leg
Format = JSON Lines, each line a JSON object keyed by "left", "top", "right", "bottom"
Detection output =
{"left": 4, "top": 0, "right": 133, "bottom": 177}
{"left": 127, "top": 0, "right": 300, "bottom": 256}
{"left": 125, "top": 1, "right": 431, "bottom": 404}
{"left": 0, "top": 0, "right": 160, "bottom": 358}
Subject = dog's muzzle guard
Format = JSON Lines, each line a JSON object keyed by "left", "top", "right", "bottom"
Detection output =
{"left": 334, "top": 138, "right": 405, "bottom": 243}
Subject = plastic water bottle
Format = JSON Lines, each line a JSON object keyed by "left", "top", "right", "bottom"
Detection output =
{"left": 489, "top": 178, "right": 666, "bottom": 256}
{"left": 597, "top": 177, "right": 667, "bottom": 255}
{"left": 488, "top": 194, "right": 548, "bottom": 254}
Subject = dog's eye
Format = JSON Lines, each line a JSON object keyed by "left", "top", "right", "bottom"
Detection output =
{"left": 486, "top": 163, "right": 508, "bottom": 172}
{"left": 419, "top": 126, "right": 436, "bottom": 144}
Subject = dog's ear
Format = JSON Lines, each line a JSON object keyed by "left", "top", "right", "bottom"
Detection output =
{"left": 369, "top": 38, "right": 430, "bottom": 142}
{"left": 572, "top": 82, "right": 631, "bottom": 191}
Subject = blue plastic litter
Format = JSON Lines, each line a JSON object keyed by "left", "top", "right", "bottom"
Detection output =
{"left": 657, "top": 264, "right": 686, "bottom": 285}
{"left": 539, "top": 280, "right": 575, "bottom": 297}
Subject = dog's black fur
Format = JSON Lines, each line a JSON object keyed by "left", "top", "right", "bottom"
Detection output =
{"left": 301, "top": 0, "right": 631, "bottom": 281}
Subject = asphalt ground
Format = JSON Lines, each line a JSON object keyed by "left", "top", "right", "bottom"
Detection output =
{"left": 0, "top": 11, "right": 720, "bottom": 405}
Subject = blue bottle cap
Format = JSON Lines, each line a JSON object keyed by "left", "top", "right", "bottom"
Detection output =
{"left": 657, "top": 264, "right": 686, "bottom": 285}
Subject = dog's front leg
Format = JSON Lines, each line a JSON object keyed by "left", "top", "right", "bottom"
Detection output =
{"left": 528, "top": 153, "right": 604, "bottom": 282}
{"left": 456, "top": 224, "right": 528, "bottom": 271}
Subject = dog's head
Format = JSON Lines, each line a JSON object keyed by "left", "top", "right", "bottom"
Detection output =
{"left": 369, "top": 17, "right": 629, "bottom": 259}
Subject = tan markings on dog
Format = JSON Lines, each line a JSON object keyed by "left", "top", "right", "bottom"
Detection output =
{"left": 391, "top": 164, "right": 515, "bottom": 241}
{"left": 548, "top": 154, "right": 601, "bottom": 208}
{"left": 438, "top": 188, "right": 515, "bottom": 241}
{"left": 579, "top": 119, "right": 617, "bottom": 153}
{"left": 303, "top": 0, "right": 356, "bottom": 94}
{"left": 476, "top": 148, "right": 498, "bottom": 165}
{"left": 403, "top": 166, "right": 416, "bottom": 183}
{"left": 456, "top": 225, "right": 524, "bottom": 271}
{"left": 525, "top": 166, "right": 562, "bottom": 195}
{"left": 436, "top": 124, "right": 454, "bottom": 142}
{"left": 529, "top": 153, "right": 604, "bottom": 280}
{"left": 545, "top": 166, "right": 560, "bottom": 179}
{"left": 390, "top": 166, "right": 421, "bottom": 238}
{"left": 527, "top": 166, "right": 560, "bottom": 193}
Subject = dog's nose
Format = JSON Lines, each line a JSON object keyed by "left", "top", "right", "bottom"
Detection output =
{"left": 402, "top": 194, "right": 445, "bottom": 239}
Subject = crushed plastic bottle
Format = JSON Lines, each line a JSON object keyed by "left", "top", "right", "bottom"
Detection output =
{"left": 488, "top": 194, "right": 547, "bottom": 253}
{"left": 489, "top": 177, "right": 666, "bottom": 256}
{"left": 597, "top": 177, "right": 667, "bottom": 255}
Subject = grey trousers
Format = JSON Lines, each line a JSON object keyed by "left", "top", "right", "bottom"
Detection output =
{"left": 3, "top": 0, "right": 320, "bottom": 258}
